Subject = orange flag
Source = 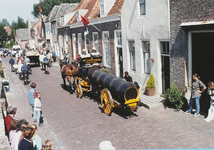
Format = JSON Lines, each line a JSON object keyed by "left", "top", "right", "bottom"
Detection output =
{"left": 80, "top": 15, "right": 90, "bottom": 30}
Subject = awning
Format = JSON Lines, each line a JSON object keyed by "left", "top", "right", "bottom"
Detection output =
{"left": 180, "top": 20, "right": 214, "bottom": 27}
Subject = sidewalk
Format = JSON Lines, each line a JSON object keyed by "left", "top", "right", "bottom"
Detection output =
{"left": 1, "top": 60, "right": 64, "bottom": 149}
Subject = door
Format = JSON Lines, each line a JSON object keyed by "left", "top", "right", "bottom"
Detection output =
{"left": 118, "top": 48, "right": 123, "bottom": 78}
{"left": 161, "top": 41, "right": 170, "bottom": 93}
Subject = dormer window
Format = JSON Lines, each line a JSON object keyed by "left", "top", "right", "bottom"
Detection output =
{"left": 100, "top": 4, "right": 104, "bottom": 16}
{"left": 76, "top": 11, "right": 80, "bottom": 22}
{"left": 60, "top": 17, "right": 64, "bottom": 25}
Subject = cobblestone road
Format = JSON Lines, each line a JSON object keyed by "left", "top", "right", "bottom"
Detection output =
{"left": 2, "top": 57, "right": 214, "bottom": 150}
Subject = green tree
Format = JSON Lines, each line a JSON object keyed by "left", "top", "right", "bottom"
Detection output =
{"left": 0, "top": 19, "right": 10, "bottom": 27}
{"left": 0, "top": 24, "right": 8, "bottom": 47}
{"left": 10, "top": 17, "right": 28, "bottom": 40}
{"left": 32, "top": 0, "right": 81, "bottom": 18}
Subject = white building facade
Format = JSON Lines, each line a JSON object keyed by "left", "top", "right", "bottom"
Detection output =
{"left": 121, "top": 0, "right": 170, "bottom": 94}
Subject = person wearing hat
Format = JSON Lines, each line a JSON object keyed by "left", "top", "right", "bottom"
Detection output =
{"left": 91, "top": 47, "right": 97, "bottom": 53}
{"left": 82, "top": 49, "right": 87, "bottom": 55}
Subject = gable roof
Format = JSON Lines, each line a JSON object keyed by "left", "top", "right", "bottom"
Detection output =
{"left": 16, "top": 29, "right": 28, "bottom": 41}
{"left": 46, "top": 5, "right": 60, "bottom": 22}
{"left": 55, "top": 3, "right": 79, "bottom": 19}
{"left": 107, "top": 0, "right": 124, "bottom": 16}
{"left": 66, "top": 0, "right": 124, "bottom": 25}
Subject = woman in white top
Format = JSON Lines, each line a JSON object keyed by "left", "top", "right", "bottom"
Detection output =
{"left": 34, "top": 92, "right": 42, "bottom": 126}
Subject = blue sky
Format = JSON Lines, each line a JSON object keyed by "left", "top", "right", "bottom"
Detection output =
{"left": 0, "top": 0, "right": 40, "bottom": 24}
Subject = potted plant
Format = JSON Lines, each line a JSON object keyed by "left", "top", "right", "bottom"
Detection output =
{"left": 145, "top": 74, "right": 155, "bottom": 96}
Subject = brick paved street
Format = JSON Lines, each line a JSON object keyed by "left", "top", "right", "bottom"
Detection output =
{"left": 2, "top": 57, "right": 214, "bottom": 150}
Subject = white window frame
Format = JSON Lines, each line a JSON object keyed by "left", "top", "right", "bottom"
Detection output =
{"left": 59, "top": 35, "right": 64, "bottom": 59}
{"left": 129, "top": 40, "right": 136, "bottom": 71}
{"left": 51, "top": 22, "right": 56, "bottom": 34}
{"left": 100, "top": 4, "right": 105, "bottom": 17}
{"left": 60, "top": 17, "right": 64, "bottom": 26}
{"left": 72, "top": 34, "right": 77, "bottom": 59}
{"left": 139, "top": 0, "right": 146, "bottom": 15}
{"left": 102, "top": 31, "right": 111, "bottom": 68}
{"left": 64, "top": 35, "right": 68, "bottom": 53}
{"left": 78, "top": 33, "right": 82, "bottom": 55}
{"left": 115, "top": 31, "right": 122, "bottom": 46}
{"left": 92, "top": 32, "right": 99, "bottom": 52}
{"left": 85, "top": 34, "right": 90, "bottom": 54}
{"left": 142, "top": 41, "right": 150, "bottom": 74}
{"left": 76, "top": 11, "right": 80, "bottom": 22}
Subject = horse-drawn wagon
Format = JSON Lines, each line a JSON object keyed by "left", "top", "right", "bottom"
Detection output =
{"left": 75, "top": 56, "right": 139, "bottom": 115}
{"left": 59, "top": 54, "right": 139, "bottom": 115}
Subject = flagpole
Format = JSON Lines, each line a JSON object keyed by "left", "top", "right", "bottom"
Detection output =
{"left": 89, "top": 23, "right": 100, "bottom": 32}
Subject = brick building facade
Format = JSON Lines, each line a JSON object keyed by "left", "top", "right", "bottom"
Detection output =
{"left": 170, "top": 0, "right": 214, "bottom": 89}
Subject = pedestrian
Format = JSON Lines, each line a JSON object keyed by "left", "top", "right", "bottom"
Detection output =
{"left": 41, "top": 140, "right": 53, "bottom": 150}
{"left": 28, "top": 82, "right": 37, "bottom": 120}
{"left": 5, "top": 104, "right": 17, "bottom": 134}
{"left": 204, "top": 81, "right": 214, "bottom": 122}
{"left": 52, "top": 50, "right": 56, "bottom": 62}
{"left": 9, "top": 57, "right": 15, "bottom": 71}
{"left": 18, "top": 125, "right": 35, "bottom": 150}
{"left": 43, "top": 55, "right": 49, "bottom": 74}
{"left": 9, "top": 120, "right": 18, "bottom": 150}
{"left": 47, "top": 50, "right": 52, "bottom": 67}
{"left": 31, "top": 124, "right": 42, "bottom": 150}
{"left": 14, "top": 119, "right": 29, "bottom": 150}
{"left": 124, "top": 71, "right": 133, "bottom": 82}
{"left": 17, "top": 56, "right": 23, "bottom": 65}
{"left": 34, "top": 92, "right": 42, "bottom": 126}
{"left": 39, "top": 53, "right": 45, "bottom": 70}
{"left": 186, "top": 73, "right": 206, "bottom": 117}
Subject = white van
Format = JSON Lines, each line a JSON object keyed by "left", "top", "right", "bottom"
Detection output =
{"left": 12, "top": 45, "right": 21, "bottom": 57}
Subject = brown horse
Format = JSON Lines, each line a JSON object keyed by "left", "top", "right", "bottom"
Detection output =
{"left": 59, "top": 60, "right": 79, "bottom": 94}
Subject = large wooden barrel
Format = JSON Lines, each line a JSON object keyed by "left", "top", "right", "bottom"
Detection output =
{"left": 97, "top": 72, "right": 110, "bottom": 87}
{"left": 117, "top": 82, "right": 139, "bottom": 103}
{"left": 92, "top": 70, "right": 105, "bottom": 84}
{"left": 87, "top": 67, "right": 139, "bottom": 104}
{"left": 87, "top": 67, "right": 99, "bottom": 80}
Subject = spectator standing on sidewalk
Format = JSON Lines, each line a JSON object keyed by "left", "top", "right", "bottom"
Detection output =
{"left": 28, "top": 82, "right": 37, "bottom": 121}
{"left": 9, "top": 120, "right": 18, "bottom": 150}
{"left": 14, "top": 119, "right": 29, "bottom": 150}
{"left": 31, "top": 124, "right": 42, "bottom": 150}
{"left": 34, "top": 92, "right": 42, "bottom": 126}
{"left": 186, "top": 73, "right": 206, "bottom": 117}
{"left": 5, "top": 104, "right": 17, "bottom": 134}
{"left": 18, "top": 125, "right": 35, "bottom": 150}
{"left": 204, "top": 82, "right": 214, "bottom": 122}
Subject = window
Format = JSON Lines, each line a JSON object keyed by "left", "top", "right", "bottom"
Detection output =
{"left": 100, "top": 4, "right": 104, "bottom": 16}
{"left": 116, "top": 31, "right": 122, "bottom": 46}
{"left": 103, "top": 32, "right": 111, "bottom": 68}
{"left": 92, "top": 32, "right": 99, "bottom": 52}
{"left": 129, "top": 41, "right": 136, "bottom": 71}
{"left": 72, "top": 34, "right": 77, "bottom": 59}
{"left": 143, "top": 41, "right": 150, "bottom": 74}
{"left": 60, "top": 17, "right": 64, "bottom": 26}
{"left": 76, "top": 11, "right": 80, "bottom": 22}
{"left": 64, "top": 35, "right": 68, "bottom": 53}
{"left": 160, "top": 41, "right": 169, "bottom": 55}
{"left": 140, "top": 0, "right": 146, "bottom": 15}
{"left": 51, "top": 22, "right": 56, "bottom": 34}
{"left": 85, "top": 34, "right": 90, "bottom": 53}
{"left": 78, "top": 33, "right": 82, "bottom": 55}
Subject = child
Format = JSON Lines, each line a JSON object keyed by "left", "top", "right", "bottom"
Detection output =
{"left": 34, "top": 92, "right": 42, "bottom": 126}
{"left": 205, "top": 82, "right": 214, "bottom": 122}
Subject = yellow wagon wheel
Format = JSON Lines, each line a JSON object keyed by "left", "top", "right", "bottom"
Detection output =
{"left": 101, "top": 88, "right": 113, "bottom": 115}
{"left": 76, "top": 84, "right": 83, "bottom": 98}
